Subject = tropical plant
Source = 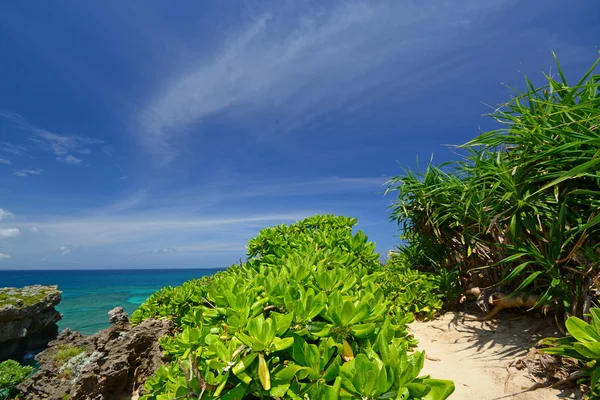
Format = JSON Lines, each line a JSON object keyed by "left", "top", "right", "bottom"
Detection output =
{"left": 136, "top": 214, "right": 454, "bottom": 399}
{"left": 0, "top": 360, "right": 34, "bottom": 400}
{"left": 386, "top": 53, "right": 600, "bottom": 320}
{"left": 541, "top": 307, "right": 600, "bottom": 398}
{"left": 380, "top": 251, "right": 446, "bottom": 319}
{"left": 131, "top": 275, "right": 217, "bottom": 327}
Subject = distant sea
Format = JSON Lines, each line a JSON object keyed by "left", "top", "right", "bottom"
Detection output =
{"left": 1, "top": 269, "right": 222, "bottom": 335}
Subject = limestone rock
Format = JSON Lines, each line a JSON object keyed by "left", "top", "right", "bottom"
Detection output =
{"left": 18, "top": 314, "right": 174, "bottom": 400}
{"left": 0, "top": 285, "right": 62, "bottom": 361}
{"left": 108, "top": 306, "right": 129, "bottom": 324}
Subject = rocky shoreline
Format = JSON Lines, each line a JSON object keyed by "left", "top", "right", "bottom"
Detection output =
{"left": 0, "top": 285, "right": 62, "bottom": 362}
{"left": 17, "top": 307, "right": 174, "bottom": 400}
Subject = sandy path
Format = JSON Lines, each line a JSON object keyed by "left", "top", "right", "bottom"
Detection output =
{"left": 410, "top": 312, "right": 581, "bottom": 400}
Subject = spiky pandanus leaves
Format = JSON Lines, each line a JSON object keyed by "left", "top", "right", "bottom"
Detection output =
{"left": 387, "top": 53, "right": 600, "bottom": 318}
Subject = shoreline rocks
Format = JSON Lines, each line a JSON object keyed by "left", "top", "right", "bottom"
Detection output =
{"left": 0, "top": 285, "right": 62, "bottom": 362}
{"left": 18, "top": 307, "right": 174, "bottom": 400}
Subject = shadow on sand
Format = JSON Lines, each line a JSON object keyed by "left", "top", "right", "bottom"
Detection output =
{"left": 419, "top": 310, "right": 581, "bottom": 399}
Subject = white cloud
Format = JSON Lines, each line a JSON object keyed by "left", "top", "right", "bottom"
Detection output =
{"left": 0, "top": 228, "right": 20, "bottom": 238}
{"left": 175, "top": 242, "right": 245, "bottom": 253}
{"left": 60, "top": 245, "right": 74, "bottom": 255}
{"left": 5, "top": 175, "right": 382, "bottom": 260}
{"left": 139, "top": 0, "right": 513, "bottom": 163}
{"left": 33, "top": 130, "right": 102, "bottom": 157}
{"left": 0, "top": 157, "right": 11, "bottom": 165}
{"left": 144, "top": 176, "right": 388, "bottom": 210}
{"left": 14, "top": 168, "right": 43, "bottom": 177}
{"left": 57, "top": 154, "right": 83, "bottom": 165}
{"left": 236, "top": 177, "right": 387, "bottom": 199}
{"left": 0, "top": 111, "right": 103, "bottom": 164}
{"left": 15, "top": 213, "right": 311, "bottom": 248}
{"left": 31, "top": 226, "right": 39, "bottom": 233}
{"left": 0, "top": 142, "right": 30, "bottom": 158}
{"left": 0, "top": 253, "right": 12, "bottom": 260}
{"left": 151, "top": 247, "right": 177, "bottom": 254}
{"left": 142, "top": 242, "right": 245, "bottom": 256}
{"left": 0, "top": 209, "right": 14, "bottom": 221}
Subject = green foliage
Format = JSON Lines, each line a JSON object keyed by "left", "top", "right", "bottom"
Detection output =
{"left": 131, "top": 275, "right": 217, "bottom": 326}
{"left": 0, "top": 286, "right": 57, "bottom": 309}
{"left": 54, "top": 345, "right": 86, "bottom": 367}
{"left": 137, "top": 214, "right": 454, "bottom": 399}
{"left": 386, "top": 53, "right": 600, "bottom": 318}
{"left": 0, "top": 360, "right": 34, "bottom": 400}
{"left": 541, "top": 307, "right": 600, "bottom": 398}
{"left": 381, "top": 252, "right": 445, "bottom": 320}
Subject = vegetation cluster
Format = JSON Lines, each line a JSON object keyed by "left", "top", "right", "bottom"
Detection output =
{"left": 0, "top": 360, "right": 33, "bottom": 400}
{"left": 132, "top": 215, "right": 454, "bottom": 399}
{"left": 386, "top": 54, "right": 600, "bottom": 398}
{"left": 386, "top": 54, "right": 600, "bottom": 321}
{"left": 4, "top": 53, "right": 599, "bottom": 399}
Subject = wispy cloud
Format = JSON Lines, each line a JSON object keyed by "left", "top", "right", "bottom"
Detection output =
{"left": 142, "top": 242, "right": 244, "bottom": 256}
{"left": 0, "top": 209, "right": 14, "bottom": 221}
{"left": 60, "top": 245, "right": 74, "bottom": 255}
{"left": 0, "top": 228, "right": 20, "bottom": 238}
{"left": 0, "top": 253, "right": 12, "bottom": 260}
{"left": 0, "top": 142, "right": 31, "bottom": 158}
{"left": 133, "top": 176, "right": 388, "bottom": 212}
{"left": 57, "top": 154, "right": 83, "bottom": 165}
{"left": 2, "top": 173, "right": 384, "bottom": 264}
{"left": 14, "top": 168, "right": 43, "bottom": 177}
{"left": 149, "top": 247, "right": 177, "bottom": 254}
{"left": 0, "top": 157, "right": 11, "bottom": 165}
{"left": 173, "top": 242, "right": 245, "bottom": 254}
{"left": 17, "top": 213, "right": 312, "bottom": 248}
{"left": 31, "top": 130, "right": 102, "bottom": 157}
{"left": 0, "top": 111, "right": 103, "bottom": 165}
{"left": 139, "top": 0, "right": 513, "bottom": 163}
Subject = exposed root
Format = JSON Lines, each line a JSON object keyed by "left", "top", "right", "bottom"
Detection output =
{"left": 510, "top": 346, "right": 581, "bottom": 394}
{"left": 463, "top": 289, "right": 542, "bottom": 322}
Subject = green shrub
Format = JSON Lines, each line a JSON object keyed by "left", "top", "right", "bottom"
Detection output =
{"left": 130, "top": 275, "right": 217, "bottom": 327}
{"left": 137, "top": 214, "right": 454, "bottom": 399}
{"left": 386, "top": 53, "right": 600, "bottom": 319}
{"left": 0, "top": 360, "right": 34, "bottom": 400}
{"left": 541, "top": 307, "right": 600, "bottom": 398}
{"left": 380, "top": 252, "right": 445, "bottom": 320}
{"left": 54, "top": 345, "right": 86, "bottom": 368}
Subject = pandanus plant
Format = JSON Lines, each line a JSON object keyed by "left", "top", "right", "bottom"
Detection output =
{"left": 387, "top": 53, "right": 600, "bottom": 319}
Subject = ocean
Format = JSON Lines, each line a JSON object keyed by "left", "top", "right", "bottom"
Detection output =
{"left": 1, "top": 269, "right": 222, "bottom": 335}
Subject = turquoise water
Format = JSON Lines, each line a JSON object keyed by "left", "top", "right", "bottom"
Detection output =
{"left": 1, "top": 269, "right": 222, "bottom": 335}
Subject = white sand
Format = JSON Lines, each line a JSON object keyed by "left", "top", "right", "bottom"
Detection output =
{"left": 410, "top": 312, "right": 581, "bottom": 400}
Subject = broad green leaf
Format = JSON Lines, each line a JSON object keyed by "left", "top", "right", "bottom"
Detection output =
{"left": 567, "top": 317, "right": 599, "bottom": 343}
{"left": 232, "top": 352, "right": 257, "bottom": 376}
{"left": 574, "top": 342, "right": 600, "bottom": 359}
{"left": 219, "top": 383, "right": 248, "bottom": 400}
{"left": 272, "top": 336, "right": 295, "bottom": 352}
{"left": 421, "top": 378, "right": 456, "bottom": 400}
{"left": 258, "top": 353, "right": 271, "bottom": 390}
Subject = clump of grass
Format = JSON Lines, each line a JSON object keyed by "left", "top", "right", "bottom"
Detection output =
{"left": 59, "top": 367, "right": 73, "bottom": 381}
{"left": 54, "top": 345, "right": 86, "bottom": 368}
{"left": 0, "top": 287, "right": 57, "bottom": 309}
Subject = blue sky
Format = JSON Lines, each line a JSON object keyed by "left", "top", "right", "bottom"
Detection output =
{"left": 0, "top": 1, "right": 598, "bottom": 270}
